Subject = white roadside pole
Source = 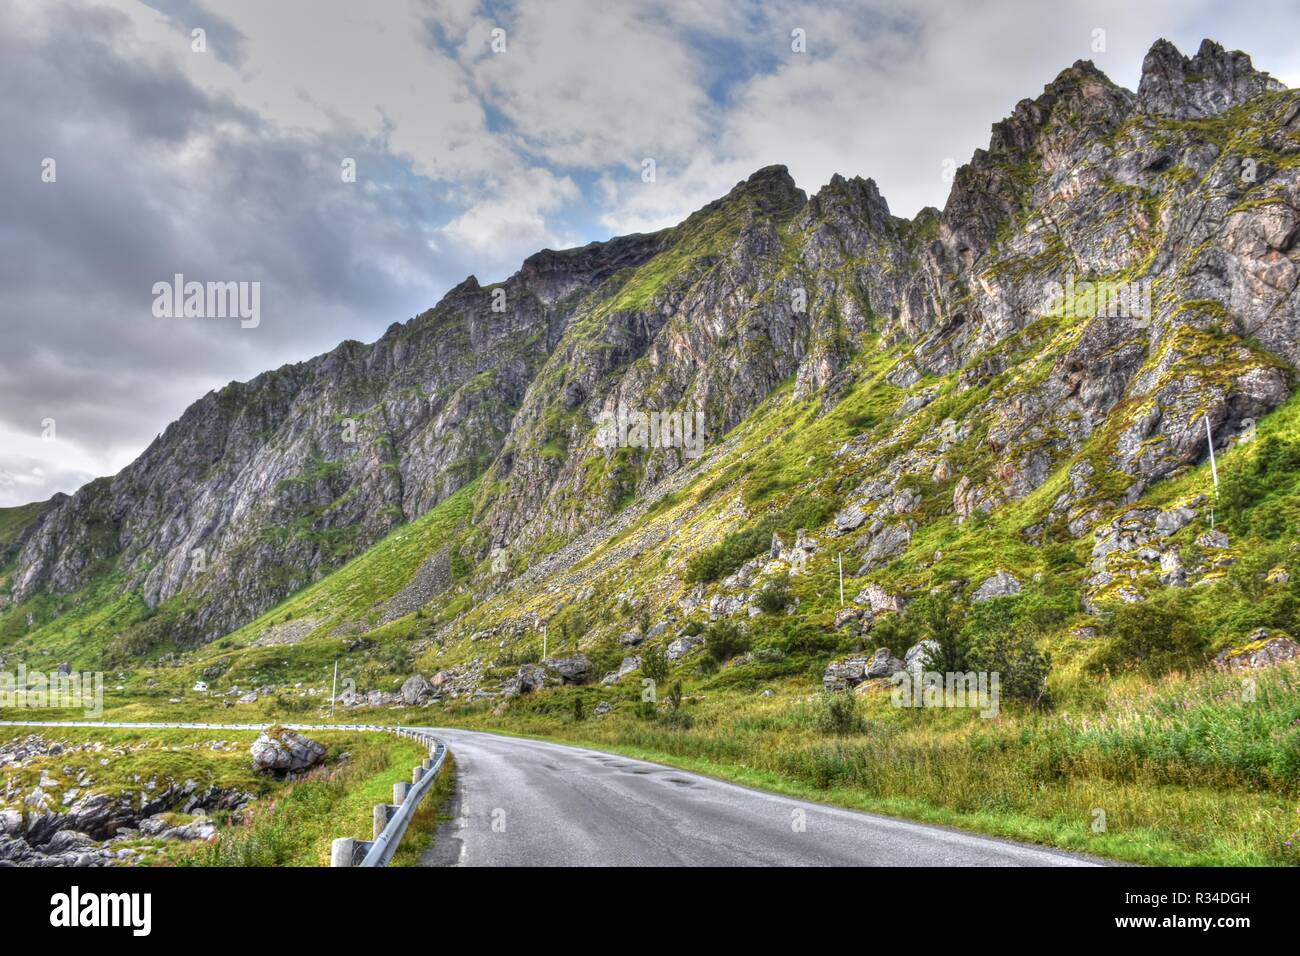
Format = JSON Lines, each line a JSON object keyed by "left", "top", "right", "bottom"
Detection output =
{"left": 837, "top": 554, "right": 844, "bottom": 607}
{"left": 1205, "top": 414, "right": 1219, "bottom": 527}
{"left": 331, "top": 659, "right": 339, "bottom": 718}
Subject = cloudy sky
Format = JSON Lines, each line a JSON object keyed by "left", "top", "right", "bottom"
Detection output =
{"left": 2, "top": 0, "right": 1298, "bottom": 507}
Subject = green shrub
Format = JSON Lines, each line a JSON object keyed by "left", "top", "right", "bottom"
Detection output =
{"left": 973, "top": 631, "right": 1052, "bottom": 708}
{"left": 756, "top": 573, "right": 793, "bottom": 614}
{"left": 274, "top": 694, "right": 312, "bottom": 713}
{"left": 963, "top": 596, "right": 1053, "bottom": 707}
{"left": 1220, "top": 435, "right": 1300, "bottom": 530}
{"left": 909, "top": 591, "right": 973, "bottom": 672}
{"left": 704, "top": 620, "right": 749, "bottom": 664}
{"left": 1088, "top": 591, "right": 1209, "bottom": 676}
{"left": 641, "top": 644, "right": 670, "bottom": 687}
{"left": 816, "top": 690, "right": 863, "bottom": 735}
{"left": 684, "top": 524, "right": 771, "bottom": 583}
{"left": 659, "top": 680, "right": 694, "bottom": 729}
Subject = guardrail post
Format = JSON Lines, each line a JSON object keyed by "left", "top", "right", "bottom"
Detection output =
{"left": 373, "top": 803, "right": 395, "bottom": 839}
{"left": 422, "top": 757, "right": 434, "bottom": 770}
{"left": 393, "top": 781, "right": 409, "bottom": 804}
{"left": 331, "top": 837, "right": 357, "bottom": 868}
{"left": 412, "top": 765, "right": 425, "bottom": 784}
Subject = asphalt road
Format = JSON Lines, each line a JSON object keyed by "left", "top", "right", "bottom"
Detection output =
{"left": 423, "top": 727, "right": 1102, "bottom": 867}
{"left": 0, "top": 720, "right": 1102, "bottom": 866}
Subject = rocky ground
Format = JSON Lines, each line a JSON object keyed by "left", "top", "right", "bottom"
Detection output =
{"left": 0, "top": 735, "right": 257, "bottom": 867}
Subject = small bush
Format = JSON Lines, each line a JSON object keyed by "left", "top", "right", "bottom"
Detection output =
{"left": 274, "top": 694, "right": 312, "bottom": 713}
{"left": 755, "top": 573, "right": 793, "bottom": 614}
{"left": 910, "top": 591, "right": 973, "bottom": 672}
{"left": 658, "top": 680, "right": 694, "bottom": 729}
{"left": 704, "top": 620, "right": 749, "bottom": 664}
{"left": 683, "top": 497, "right": 839, "bottom": 583}
{"left": 971, "top": 631, "right": 1052, "bottom": 708}
{"left": 816, "top": 690, "right": 863, "bottom": 735}
{"left": 641, "top": 644, "right": 670, "bottom": 687}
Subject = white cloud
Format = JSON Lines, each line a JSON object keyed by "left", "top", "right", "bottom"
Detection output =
{"left": 468, "top": 2, "right": 716, "bottom": 170}
{"left": 439, "top": 167, "right": 581, "bottom": 255}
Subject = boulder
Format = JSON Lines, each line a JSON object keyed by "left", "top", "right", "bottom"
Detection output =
{"left": 973, "top": 570, "right": 1021, "bottom": 602}
{"left": 139, "top": 815, "right": 171, "bottom": 837}
{"left": 600, "top": 656, "right": 641, "bottom": 686}
{"left": 666, "top": 634, "right": 704, "bottom": 661}
{"left": 903, "top": 639, "right": 939, "bottom": 672}
{"left": 250, "top": 729, "right": 327, "bottom": 775}
{"left": 594, "top": 701, "right": 612, "bottom": 716}
{"left": 161, "top": 820, "right": 217, "bottom": 841}
{"left": 833, "top": 606, "right": 865, "bottom": 629}
{"left": 708, "top": 593, "right": 747, "bottom": 619}
{"left": 501, "top": 663, "right": 549, "bottom": 697}
{"left": 858, "top": 522, "right": 913, "bottom": 570}
{"left": 823, "top": 656, "right": 869, "bottom": 691}
{"left": 400, "top": 674, "right": 433, "bottom": 705}
{"left": 1214, "top": 631, "right": 1300, "bottom": 671}
{"left": 43, "top": 830, "right": 96, "bottom": 855}
{"left": 865, "top": 647, "right": 905, "bottom": 678}
{"left": 953, "top": 475, "right": 977, "bottom": 520}
{"left": 835, "top": 503, "right": 868, "bottom": 533}
{"left": 854, "top": 583, "right": 904, "bottom": 614}
{"left": 1197, "top": 529, "right": 1230, "bottom": 549}
{"left": 1159, "top": 550, "right": 1186, "bottom": 587}
{"left": 544, "top": 653, "right": 591, "bottom": 685}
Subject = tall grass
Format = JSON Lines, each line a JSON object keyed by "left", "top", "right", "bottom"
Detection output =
{"left": 181, "top": 737, "right": 428, "bottom": 867}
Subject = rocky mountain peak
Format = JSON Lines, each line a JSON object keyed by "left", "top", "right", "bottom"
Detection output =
{"left": 1137, "top": 37, "right": 1284, "bottom": 118}
{"left": 986, "top": 59, "right": 1132, "bottom": 161}
{"left": 715, "top": 164, "right": 808, "bottom": 218}
{"left": 806, "top": 173, "right": 892, "bottom": 228}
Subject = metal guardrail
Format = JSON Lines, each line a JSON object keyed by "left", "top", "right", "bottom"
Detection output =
{"left": 360, "top": 729, "right": 446, "bottom": 867}
{"left": 330, "top": 726, "right": 448, "bottom": 867}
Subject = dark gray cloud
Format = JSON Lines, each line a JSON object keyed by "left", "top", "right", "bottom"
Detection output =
{"left": 0, "top": 0, "right": 526, "bottom": 505}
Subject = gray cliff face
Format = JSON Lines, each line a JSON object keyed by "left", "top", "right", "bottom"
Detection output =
{"left": 7, "top": 38, "right": 1299, "bottom": 646}
{"left": 888, "top": 40, "right": 1298, "bottom": 520}
{"left": 12, "top": 234, "right": 662, "bottom": 638}
{"left": 474, "top": 165, "right": 918, "bottom": 558}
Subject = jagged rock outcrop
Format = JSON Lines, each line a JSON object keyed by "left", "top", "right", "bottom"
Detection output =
{"left": 1137, "top": 39, "right": 1285, "bottom": 119}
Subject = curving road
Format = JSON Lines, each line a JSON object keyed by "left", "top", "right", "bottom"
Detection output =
{"left": 0, "top": 720, "right": 1103, "bottom": 866}
{"left": 423, "top": 727, "right": 1103, "bottom": 867}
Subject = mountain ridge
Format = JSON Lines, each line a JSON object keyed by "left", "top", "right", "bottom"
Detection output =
{"left": 3, "top": 36, "right": 1297, "bottom": 670}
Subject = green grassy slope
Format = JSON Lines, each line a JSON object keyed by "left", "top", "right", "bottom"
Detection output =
{"left": 0, "top": 500, "right": 45, "bottom": 552}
